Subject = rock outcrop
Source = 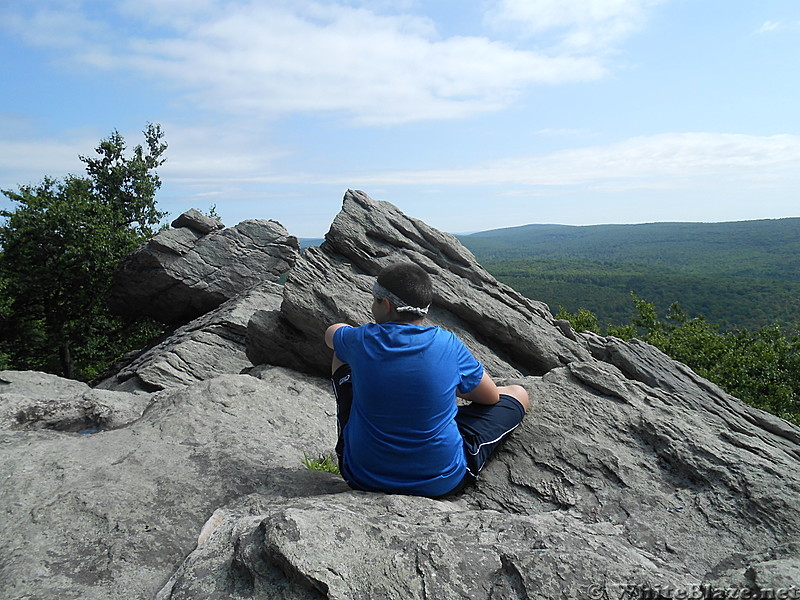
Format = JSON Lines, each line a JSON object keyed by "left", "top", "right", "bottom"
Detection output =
{"left": 0, "top": 369, "right": 343, "bottom": 600}
{"left": 109, "top": 211, "right": 299, "bottom": 325}
{"left": 1, "top": 191, "right": 799, "bottom": 600}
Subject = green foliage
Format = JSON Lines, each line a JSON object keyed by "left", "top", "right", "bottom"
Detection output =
{"left": 555, "top": 306, "right": 599, "bottom": 334}
{"left": 558, "top": 298, "right": 800, "bottom": 426}
{"left": 0, "top": 272, "right": 11, "bottom": 369}
{"left": 472, "top": 221, "right": 800, "bottom": 425}
{"left": 477, "top": 257, "right": 800, "bottom": 333}
{"left": 80, "top": 123, "right": 168, "bottom": 235}
{"left": 460, "top": 219, "right": 800, "bottom": 280}
{"left": 0, "top": 124, "right": 167, "bottom": 380}
{"left": 302, "top": 453, "right": 340, "bottom": 475}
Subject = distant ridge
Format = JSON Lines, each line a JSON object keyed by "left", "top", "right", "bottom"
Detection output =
{"left": 458, "top": 217, "right": 800, "bottom": 280}
{"left": 457, "top": 217, "right": 800, "bottom": 331}
{"left": 298, "top": 238, "right": 325, "bottom": 249}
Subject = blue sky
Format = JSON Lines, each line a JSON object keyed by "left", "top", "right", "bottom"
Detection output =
{"left": 1, "top": 0, "right": 798, "bottom": 237}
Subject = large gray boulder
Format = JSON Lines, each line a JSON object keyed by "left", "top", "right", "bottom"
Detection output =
{"left": 241, "top": 190, "right": 800, "bottom": 594}
{"left": 157, "top": 493, "right": 693, "bottom": 600}
{"left": 157, "top": 343, "right": 800, "bottom": 598}
{"left": 109, "top": 211, "right": 299, "bottom": 325}
{"left": 1, "top": 190, "right": 799, "bottom": 599}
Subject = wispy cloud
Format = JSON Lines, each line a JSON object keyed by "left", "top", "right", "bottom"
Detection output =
{"left": 0, "top": 136, "right": 96, "bottom": 185}
{"left": 754, "top": 20, "right": 781, "bottom": 34}
{"left": 1, "top": 1, "right": 612, "bottom": 125}
{"left": 536, "top": 128, "right": 595, "bottom": 137}
{"left": 0, "top": 122, "right": 292, "bottom": 188}
{"left": 486, "top": 0, "right": 664, "bottom": 51}
{"left": 5, "top": 125, "right": 797, "bottom": 204}
{"left": 5, "top": 128, "right": 797, "bottom": 235}
{"left": 2, "top": 3, "right": 101, "bottom": 49}
{"left": 158, "top": 122, "right": 293, "bottom": 181}
{"left": 336, "top": 133, "right": 800, "bottom": 189}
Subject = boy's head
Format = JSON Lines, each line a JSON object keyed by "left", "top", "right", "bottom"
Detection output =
{"left": 373, "top": 262, "right": 432, "bottom": 322}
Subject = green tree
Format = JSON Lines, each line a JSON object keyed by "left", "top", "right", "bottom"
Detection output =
{"left": 0, "top": 271, "right": 12, "bottom": 369}
{"left": 555, "top": 306, "right": 599, "bottom": 334}
{"left": 80, "top": 124, "right": 167, "bottom": 234}
{"left": 0, "top": 124, "right": 167, "bottom": 380}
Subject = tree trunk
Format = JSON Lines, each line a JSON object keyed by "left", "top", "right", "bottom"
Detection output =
{"left": 60, "top": 338, "right": 74, "bottom": 380}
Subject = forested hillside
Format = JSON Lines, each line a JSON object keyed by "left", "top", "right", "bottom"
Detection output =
{"left": 458, "top": 218, "right": 800, "bottom": 331}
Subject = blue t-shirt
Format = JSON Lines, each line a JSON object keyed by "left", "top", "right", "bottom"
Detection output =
{"left": 333, "top": 322, "right": 484, "bottom": 497}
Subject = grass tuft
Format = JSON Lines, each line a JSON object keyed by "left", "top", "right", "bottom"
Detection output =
{"left": 302, "top": 452, "right": 340, "bottom": 475}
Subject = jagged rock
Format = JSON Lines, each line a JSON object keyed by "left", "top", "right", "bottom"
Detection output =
{"left": 246, "top": 246, "right": 379, "bottom": 376}
{"left": 323, "top": 191, "right": 590, "bottom": 371}
{"left": 470, "top": 364, "right": 800, "bottom": 577}
{"left": 160, "top": 348, "right": 800, "bottom": 599}
{"left": 247, "top": 189, "right": 590, "bottom": 377}
{"left": 157, "top": 493, "right": 693, "bottom": 600}
{"left": 704, "top": 544, "right": 800, "bottom": 592}
{"left": 97, "top": 282, "right": 284, "bottom": 392}
{"left": 108, "top": 213, "right": 299, "bottom": 325}
{"left": 241, "top": 191, "right": 800, "bottom": 594}
{"left": 171, "top": 208, "right": 224, "bottom": 234}
{"left": 0, "top": 370, "right": 150, "bottom": 431}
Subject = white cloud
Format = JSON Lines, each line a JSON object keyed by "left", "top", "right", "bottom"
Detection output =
{"left": 1, "top": 3, "right": 103, "bottom": 50}
{"left": 157, "top": 122, "right": 293, "bottom": 181}
{"left": 0, "top": 122, "right": 291, "bottom": 190}
{"left": 6, "top": 128, "right": 798, "bottom": 206}
{"left": 129, "top": 129, "right": 800, "bottom": 199}
{"left": 487, "top": 0, "right": 663, "bottom": 51}
{"left": 339, "top": 133, "right": 800, "bottom": 189}
{"left": 754, "top": 20, "right": 780, "bottom": 34}
{"left": 536, "top": 128, "right": 594, "bottom": 137}
{"left": 3, "top": 1, "right": 607, "bottom": 125}
{"left": 0, "top": 137, "right": 93, "bottom": 187}
{"left": 6, "top": 129, "right": 798, "bottom": 236}
{"left": 120, "top": 3, "right": 607, "bottom": 124}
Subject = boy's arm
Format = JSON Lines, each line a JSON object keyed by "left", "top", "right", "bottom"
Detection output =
{"left": 324, "top": 323, "right": 351, "bottom": 350}
{"left": 457, "top": 371, "right": 500, "bottom": 405}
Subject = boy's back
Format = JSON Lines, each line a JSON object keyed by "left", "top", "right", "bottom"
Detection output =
{"left": 333, "top": 321, "right": 482, "bottom": 496}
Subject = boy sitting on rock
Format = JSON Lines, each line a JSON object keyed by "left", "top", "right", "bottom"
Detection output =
{"left": 324, "top": 262, "right": 529, "bottom": 498}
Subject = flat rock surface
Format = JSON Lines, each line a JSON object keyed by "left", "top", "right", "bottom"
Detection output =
{"left": 0, "top": 369, "right": 342, "bottom": 600}
{"left": 0, "top": 370, "right": 150, "bottom": 431}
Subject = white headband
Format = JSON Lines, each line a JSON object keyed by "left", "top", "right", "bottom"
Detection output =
{"left": 372, "top": 281, "right": 430, "bottom": 316}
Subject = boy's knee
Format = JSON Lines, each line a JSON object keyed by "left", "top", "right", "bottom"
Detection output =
{"left": 504, "top": 385, "right": 529, "bottom": 413}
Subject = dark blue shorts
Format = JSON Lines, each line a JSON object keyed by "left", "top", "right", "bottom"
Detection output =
{"left": 331, "top": 364, "right": 525, "bottom": 495}
{"left": 456, "top": 393, "right": 526, "bottom": 478}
